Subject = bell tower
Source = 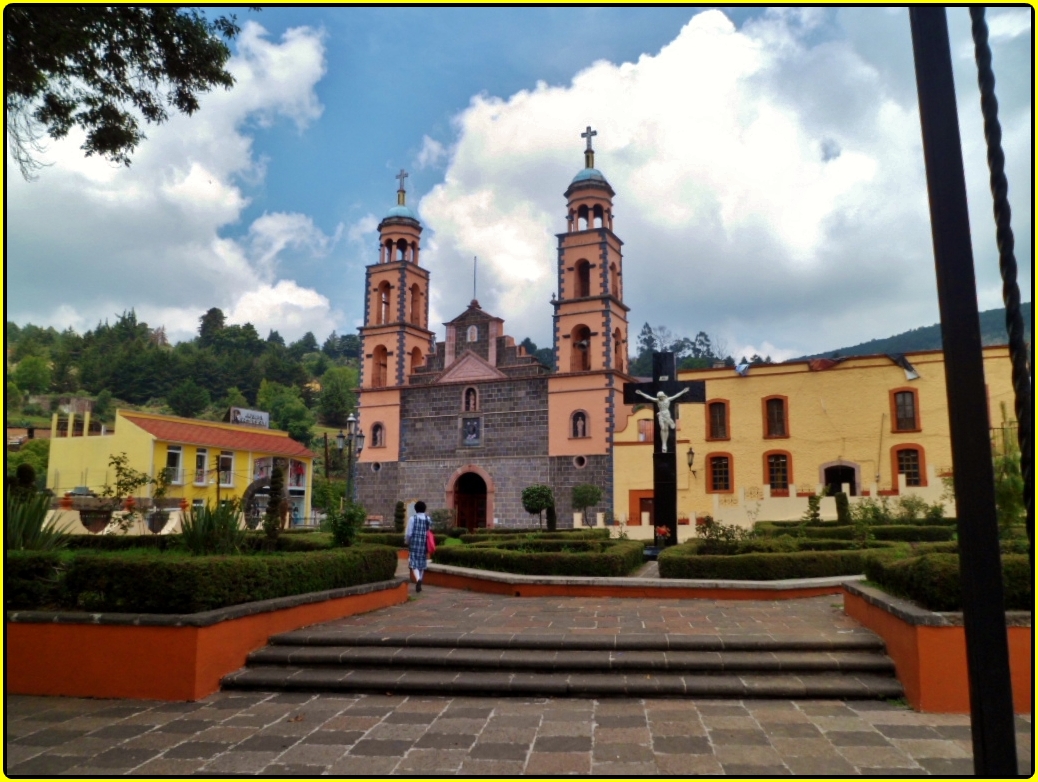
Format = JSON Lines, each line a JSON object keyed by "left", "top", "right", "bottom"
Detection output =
{"left": 553, "top": 127, "right": 630, "bottom": 376}
{"left": 357, "top": 171, "right": 435, "bottom": 462}
{"left": 548, "top": 127, "right": 631, "bottom": 463}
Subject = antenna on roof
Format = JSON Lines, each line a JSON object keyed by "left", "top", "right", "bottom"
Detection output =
{"left": 473, "top": 256, "right": 477, "bottom": 301}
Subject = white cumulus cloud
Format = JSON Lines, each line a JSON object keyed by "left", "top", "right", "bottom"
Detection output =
{"left": 6, "top": 22, "right": 337, "bottom": 343}
{"left": 417, "top": 8, "right": 1030, "bottom": 357}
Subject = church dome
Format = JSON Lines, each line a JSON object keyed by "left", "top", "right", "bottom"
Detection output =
{"left": 572, "top": 167, "right": 608, "bottom": 184}
{"left": 385, "top": 204, "right": 418, "bottom": 220}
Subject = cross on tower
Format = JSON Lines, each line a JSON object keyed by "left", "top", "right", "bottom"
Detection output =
{"left": 581, "top": 125, "right": 597, "bottom": 151}
{"left": 396, "top": 169, "right": 409, "bottom": 192}
{"left": 623, "top": 352, "right": 705, "bottom": 547}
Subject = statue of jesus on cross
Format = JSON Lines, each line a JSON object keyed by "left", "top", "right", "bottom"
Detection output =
{"left": 634, "top": 388, "right": 689, "bottom": 453}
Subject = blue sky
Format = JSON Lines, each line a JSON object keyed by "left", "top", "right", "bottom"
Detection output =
{"left": 7, "top": 7, "right": 1032, "bottom": 361}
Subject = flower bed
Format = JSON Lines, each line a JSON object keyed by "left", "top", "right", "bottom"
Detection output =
{"left": 6, "top": 545, "right": 398, "bottom": 614}
{"left": 754, "top": 523, "right": 955, "bottom": 542}
{"left": 433, "top": 538, "right": 644, "bottom": 577}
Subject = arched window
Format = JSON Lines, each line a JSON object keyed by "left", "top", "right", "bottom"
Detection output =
{"left": 570, "top": 324, "right": 591, "bottom": 372}
{"left": 575, "top": 260, "right": 591, "bottom": 298}
{"left": 371, "top": 423, "right": 385, "bottom": 448}
{"left": 592, "top": 204, "right": 604, "bottom": 229}
{"left": 395, "top": 239, "right": 407, "bottom": 262}
{"left": 609, "top": 263, "right": 619, "bottom": 297}
{"left": 763, "top": 396, "right": 789, "bottom": 438}
{"left": 410, "top": 346, "right": 423, "bottom": 374}
{"left": 463, "top": 387, "right": 478, "bottom": 412}
{"left": 371, "top": 345, "right": 388, "bottom": 388}
{"left": 409, "top": 284, "right": 422, "bottom": 326}
{"left": 571, "top": 411, "right": 589, "bottom": 438}
{"left": 706, "top": 400, "right": 730, "bottom": 440}
{"left": 706, "top": 453, "right": 734, "bottom": 493}
{"left": 764, "top": 451, "right": 793, "bottom": 496}
{"left": 467, "top": 325, "right": 478, "bottom": 342}
{"left": 892, "top": 445, "right": 926, "bottom": 488}
{"left": 383, "top": 239, "right": 392, "bottom": 264}
{"left": 613, "top": 328, "right": 624, "bottom": 372}
{"left": 376, "top": 281, "right": 392, "bottom": 325}
{"left": 890, "top": 388, "right": 920, "bottom": 432}
{"left": 577, "top": 205, "right": 589, "bottom": 230}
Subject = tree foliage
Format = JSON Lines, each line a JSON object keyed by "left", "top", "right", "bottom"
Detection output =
{"left": 521, "top": 484, "right": 554, "bottom": 529}
{"left": 5, "top": 6, "right": 242, "bottom": 179}
{"left": 318, "top": 366, "right": 358, "bottom": 427}
{"left": 13, "top": 355, "right": 52, "bottom": 393}
{"left": 571, "top": 483, "right": 603, "bottom": 524}
{"left": 167, "top": 378, "right": 210, "bottom": 418}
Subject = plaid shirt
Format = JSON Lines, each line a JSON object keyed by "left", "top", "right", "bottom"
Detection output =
{"left": 406, "top": 513, "right": 432, "bottom": 570}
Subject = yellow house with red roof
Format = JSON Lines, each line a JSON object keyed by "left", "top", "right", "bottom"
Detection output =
{"left": 46, "top": 409, "right": 315, "bottom": 533}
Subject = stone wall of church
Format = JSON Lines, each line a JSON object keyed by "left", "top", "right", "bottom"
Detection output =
{"left": 399, "top": 378, "right": 549, "bottom": 460}
{"left": 549, "top": 454, "right": 613, "bottom": 526}
{"left": 354, "top": 460, "right": 400, "bottom": 526}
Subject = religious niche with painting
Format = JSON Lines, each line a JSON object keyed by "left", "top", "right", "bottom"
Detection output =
{"left": 462, "top": 417, "right": 481, "bottom": 447}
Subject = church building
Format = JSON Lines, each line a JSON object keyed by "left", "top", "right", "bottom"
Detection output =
{"left": 355, "top": 131, "right": 629, "bottom": 529}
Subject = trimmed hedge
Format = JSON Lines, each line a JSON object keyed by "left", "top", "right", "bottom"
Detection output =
{"left": 658, "top": 546, "right": 869, "bottom": 580}
{"left": 865, "top": 552, "right": 1032, "bottom": 611}
{"left": 754, "top": 524, "right": 954, "bottom": 542}
{"left": 6, "top": 551, "right": 66, "bottom": 610}
{"left": 692, "top": 538, "right": 897, "bottom": 556}
{"left": 56, "top": 545, "right": 398, "bottom": 614}
{"left": 468, "top": 539, "right": 614, "bottom": 553}
{"left": 66, "top": 533, "right": 338, "bottom": 553}
{"left": 460, "top": 529, "right": 610, "bottom": 545}
{"left": 358, "top": 532, "right": 446, "bottom": 548}
{"left": 760, "top": 516, "right": 956, "bottom": 530}
{"left": 433, "top": 539, "right": 644, "bottom": 577}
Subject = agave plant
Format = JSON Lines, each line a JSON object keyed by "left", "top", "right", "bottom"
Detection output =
{"left": 180, "top": 499, "right": 246, "bottom": 555}
{"left": 6, "top": 491, "right": 72, "bottom": 551}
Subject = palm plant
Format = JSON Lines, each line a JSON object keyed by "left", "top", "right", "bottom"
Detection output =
{"left": 6, "top": 491, "right": 72, "bottom": 551}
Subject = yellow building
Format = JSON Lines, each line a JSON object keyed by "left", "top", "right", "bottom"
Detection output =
{"left": 613, "top": 346, "right": 1016, "bottom": 537}
{"left": 47, "top": 409, "right": 315, "bottom": 532}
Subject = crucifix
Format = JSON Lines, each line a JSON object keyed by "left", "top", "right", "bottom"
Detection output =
{"left": 581, "top": 125, "right": 597, "bottom": 168}
{"left": 623, "top": 352, "right": 705, "bottom": 546}
{"left": 396, "top": 168, "right": 409, "bottom": 191}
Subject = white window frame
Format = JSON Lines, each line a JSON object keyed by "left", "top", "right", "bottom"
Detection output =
{"left": 194, "top": 448, "right": 209, "bottom": 485}
{"left": 165, "top": 446, "right": 183, "bottom": 485}
{"left": 219, "top": 451, "right": 234, "bottom": 487}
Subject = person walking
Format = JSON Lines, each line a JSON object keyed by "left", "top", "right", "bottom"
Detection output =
{"left": 404, "top": 501, "right": 432, "bottom": 592}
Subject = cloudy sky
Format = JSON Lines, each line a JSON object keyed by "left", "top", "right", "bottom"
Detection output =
{"left": 7, "top": 7, "right": 1032, "bottom": 361}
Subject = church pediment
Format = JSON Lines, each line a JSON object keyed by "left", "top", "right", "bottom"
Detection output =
{"left": 437, "top": 350, "right": 507, "bottom": 383}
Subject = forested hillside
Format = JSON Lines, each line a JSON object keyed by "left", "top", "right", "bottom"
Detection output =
{"left": 5, "top": 308, "right": 362, "bottom": 445}
{"left": 798, "top": 303, "right": 1031, "bottom": 360}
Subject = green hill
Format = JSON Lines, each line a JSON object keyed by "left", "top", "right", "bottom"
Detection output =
{"left": 799, "top": 303, "right": 1031, "bottom": 360}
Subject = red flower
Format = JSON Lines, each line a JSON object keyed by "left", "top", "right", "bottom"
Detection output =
{"left": 654, "top": 525, "right": 671, "bottom": 539}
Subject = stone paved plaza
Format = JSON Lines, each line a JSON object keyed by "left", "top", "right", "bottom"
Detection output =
{"left": 6, "top": 691, "right": 1032, "bottom": 776}
{"left": 5, "top": 584, "right": 1033, "bottom": 776}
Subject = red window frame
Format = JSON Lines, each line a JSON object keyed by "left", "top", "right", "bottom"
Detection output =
{"left": 705, "top": 399, "right": 730, "bottom": 441}
{"left": 706, "top": 452, "right": 734, "bottom": 494}
{"left": 763, "top": 450, "right": 793, "bottom": 497}
{"left": 890, "top": 444, "right": 927, "bottom": 489}
{"left": 889, "top": 387, "right": 921, "bottom": 432}
{"left": 762, "top": 395, "right": 790, "bottom": 439}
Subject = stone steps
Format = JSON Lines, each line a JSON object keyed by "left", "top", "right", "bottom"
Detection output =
{"left": 222, "top": 630, "right": 903, "bottom": 699}
{"left": 221, "top": 667, "right": 903, "bottom": 699}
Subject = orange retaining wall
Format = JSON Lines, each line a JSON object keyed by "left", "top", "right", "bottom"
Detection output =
{"left": 424, "top": 570, "right": 845, "bottom": 600}
{"left": 7, "top": 583, "right": 407, "bottom": 702}
{"left": 843, "top": 589, "right": 1031, "bottom": 713}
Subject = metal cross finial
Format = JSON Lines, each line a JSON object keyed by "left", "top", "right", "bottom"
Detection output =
{"left": 581, "top": 126, "right": 597, "bottom": 151}
{"left": 396, "top": 169, "right": 409, "bottom": 191}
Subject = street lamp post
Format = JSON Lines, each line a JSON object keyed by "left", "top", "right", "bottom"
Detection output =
{"left": 337, "top": 413, "right": 365, "bottom": 505}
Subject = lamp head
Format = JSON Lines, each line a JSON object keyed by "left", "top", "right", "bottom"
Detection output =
{"left": 686, "top": 446, "right": 695, "bottom": 470}
{"left": 336, "top": 429, "right": 346, "bottom": 451}
{"left": 355, "top": 429, "right": 366, "bottom": 454}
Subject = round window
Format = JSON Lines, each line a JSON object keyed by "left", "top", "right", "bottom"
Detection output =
{"left": 573, "top": 455, "right": 587, "bottom": 469}
{"left": 370, "top": 462, "right": 382, "bottom": 473}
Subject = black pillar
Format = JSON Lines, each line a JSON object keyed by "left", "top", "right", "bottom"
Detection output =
{"left": 909, "top": 8, "right": 1016, "bottom": 774}
{"left": 652, "top": 353, "right": 678, "bottom": 545}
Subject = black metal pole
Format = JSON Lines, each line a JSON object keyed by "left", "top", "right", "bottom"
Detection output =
{"left": 908, "top": 8, "right": 1017, "bottom": 774}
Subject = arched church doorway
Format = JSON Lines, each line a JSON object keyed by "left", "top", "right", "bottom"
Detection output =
{"left": 824, "top": 464, "right": 858, "bottom": 496}
{"left": 455, "top": 472, "right": 487, "bottom": 531}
